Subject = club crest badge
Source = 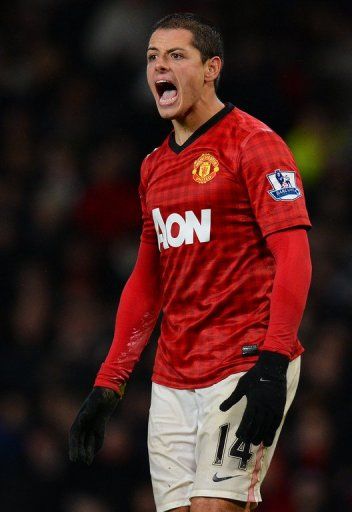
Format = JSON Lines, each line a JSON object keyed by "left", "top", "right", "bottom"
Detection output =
{"left": 192, "top": 153, "right": 219, "bottom": 184}
{"left": 266, "top": 169, "right": 301, "bottom": 201}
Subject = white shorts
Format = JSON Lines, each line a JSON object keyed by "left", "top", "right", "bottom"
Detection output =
{"left": 148, "top": 357, "right": 300, "bottom": 512}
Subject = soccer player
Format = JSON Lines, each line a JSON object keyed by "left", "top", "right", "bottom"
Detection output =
{"left": 69, "top": 13, "right": 312, "bottom": 512}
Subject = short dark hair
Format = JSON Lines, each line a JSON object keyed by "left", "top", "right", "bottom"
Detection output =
{"left": 151, "top": 12, "right": 224, "bottom": 89}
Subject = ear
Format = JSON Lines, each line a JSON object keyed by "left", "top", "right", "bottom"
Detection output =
{"left": 204, "top": 56, "right": 222, "bottom": 83}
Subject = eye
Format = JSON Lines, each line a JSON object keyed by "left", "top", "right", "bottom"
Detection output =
{"left": 147, "top": 54, "right": 157, "bottom": 62}
{"left": 171, "top": 52, "right": 184, "bottom": 60}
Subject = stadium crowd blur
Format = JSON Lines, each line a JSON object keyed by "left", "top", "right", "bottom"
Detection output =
{"left": 1, "top": 1, "right": 351, "bottom": 511}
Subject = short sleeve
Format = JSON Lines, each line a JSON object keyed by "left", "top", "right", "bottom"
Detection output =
{"left": 240, "top": 129, "right": 312, "bottom": 237}
{"left": 139, "top": 158, "right": 157, "bottom": 245}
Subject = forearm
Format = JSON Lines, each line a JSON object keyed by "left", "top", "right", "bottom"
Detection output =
{"left": 262, "top": 228, "right": 312, "bottom": 358}
{"left": 94, "top": 242, "right": 162, "bottom": 393}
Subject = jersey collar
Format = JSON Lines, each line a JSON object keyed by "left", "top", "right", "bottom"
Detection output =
{"left": 168, "top": 102, "right": 235, "bottom": 155}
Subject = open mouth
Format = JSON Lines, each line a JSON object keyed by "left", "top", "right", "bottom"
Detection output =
{"left": 155, "top": 80, "right": 178, "bottom": 106}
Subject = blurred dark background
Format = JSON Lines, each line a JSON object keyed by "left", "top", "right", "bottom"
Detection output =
{"left": 0, "top": 1, "right": 351, "bottom": 511}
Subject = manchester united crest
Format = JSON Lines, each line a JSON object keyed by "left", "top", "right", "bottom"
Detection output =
{"left": 192, "top": 153, "right": 219, "bottom": 184}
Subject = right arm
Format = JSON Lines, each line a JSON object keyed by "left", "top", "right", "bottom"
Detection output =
{"left": 94, "top": 240, "right": 162, "bottom": 394}
{"left": 69, "top": 156, "right": 161, "bottom": 464}
{"left": 69, "top": 240, "right": 161, "bottom": 465}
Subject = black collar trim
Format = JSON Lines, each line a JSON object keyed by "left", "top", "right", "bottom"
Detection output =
{"left": 168, "top": 102, "right": 235, "bottom": 154}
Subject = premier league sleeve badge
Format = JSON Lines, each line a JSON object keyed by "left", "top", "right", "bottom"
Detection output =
{"left": 266, "top": 169, "right": 302, "bottom": 201}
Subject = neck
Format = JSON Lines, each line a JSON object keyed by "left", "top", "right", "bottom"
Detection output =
{"left": 172, "top": 94, "right": 225, "bottom": 146}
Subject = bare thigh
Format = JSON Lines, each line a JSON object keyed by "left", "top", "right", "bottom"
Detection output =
{"left": 166, "top": 497, "right": 258, "bottom": 512}
{"left": 167, "top": 508, "right": 190, "bottom": 512}
{"left": 190, "top": 497, "right": 257, "bottom": 511}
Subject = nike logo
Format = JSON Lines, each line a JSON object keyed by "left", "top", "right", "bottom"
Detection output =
{"left": 259, "top": 378, "right": 271, "bottom": 382}
{"left": 212, "top": 472, "right": 238, "bottom": 482}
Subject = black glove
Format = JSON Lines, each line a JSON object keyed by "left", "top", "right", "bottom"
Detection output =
{"left": 220, "top": 351, "right": 289, "bottom": 447}
{"left": 69, "top": 387, "right": 120, "bottom": 465}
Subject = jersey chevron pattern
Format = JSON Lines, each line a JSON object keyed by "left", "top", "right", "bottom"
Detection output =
{"left": 139, "top": 103, "right": 311, "bottom": 388}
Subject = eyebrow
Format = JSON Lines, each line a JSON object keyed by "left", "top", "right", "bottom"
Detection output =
{"left": 147, "top": 46, "right": 187, "bottom": 53}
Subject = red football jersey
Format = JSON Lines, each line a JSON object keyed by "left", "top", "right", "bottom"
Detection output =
{"left": 139, "top": 104, "right": 311, "bottom": 388}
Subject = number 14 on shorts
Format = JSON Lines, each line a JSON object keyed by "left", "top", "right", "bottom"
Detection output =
{"left": 213, "top": 423, "right": 253, "bottom": 470}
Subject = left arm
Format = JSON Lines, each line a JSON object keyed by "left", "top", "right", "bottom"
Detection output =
{"left": 220, "top": 227, "right": 311, "bottom": 446}
{"left": 263, "top": 227, "right": 312, "bottom": 356}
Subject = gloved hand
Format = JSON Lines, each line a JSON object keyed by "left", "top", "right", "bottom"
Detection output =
{"left": 69, "top": 386, "right": 121, "bottom": 465}
{"left": 220, "top": 351, "right": 289, "bottom": 447}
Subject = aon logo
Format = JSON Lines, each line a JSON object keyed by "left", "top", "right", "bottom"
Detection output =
{"left": 152, "top": 208, "right": 211, "bottom": 250}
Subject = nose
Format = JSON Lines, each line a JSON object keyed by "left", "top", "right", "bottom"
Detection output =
{"left": 155, "top": 56, "right": 169, "bottom": 72}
